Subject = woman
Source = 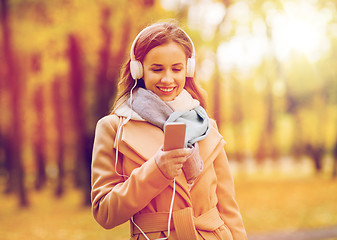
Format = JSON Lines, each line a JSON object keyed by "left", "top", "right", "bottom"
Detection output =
{"left": 91, "top": 21, "right": 247, "bottom": 240}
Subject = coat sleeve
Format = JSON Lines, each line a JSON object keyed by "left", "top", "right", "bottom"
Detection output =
{"left": 211, "top": 120, "right": 248, "bottom": 240}
{"left": 91, "top": 115, "right": 172, "bottom": 229}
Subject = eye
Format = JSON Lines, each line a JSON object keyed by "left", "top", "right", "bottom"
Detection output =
{"left": 152, "top": 68, "right": 163, "bottom": 72}
{"left": 172, "top": 68, "right": 182, "bottom": 72}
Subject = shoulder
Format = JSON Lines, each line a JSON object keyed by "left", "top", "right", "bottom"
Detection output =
{"left": 95, "top": 114, "right": 121, "bottom": 134}
{"left": 97, "top": 114, "right": 120, "bottom": 125}
{"left": 209, "top": 118, "right": 222, "bottom": 134}
{"left": 209, "top": 118, "right": 218, "bottom": 129}
{"left": 198, "top": 118, "right": 226, "bottom": 161}
{"left": 208, "top": 118, "right": 226, "bottom": 144}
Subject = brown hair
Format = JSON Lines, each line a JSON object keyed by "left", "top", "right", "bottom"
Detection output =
{"left": 112, "top": 21, "right": 207, "bottom": 112}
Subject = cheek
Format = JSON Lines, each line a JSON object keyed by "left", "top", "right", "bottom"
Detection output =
{"left": 143, "top": 72, "right": 157, "bottom": 85}
{"left": 178, "top": 75, "right": 186, "bottom": 87}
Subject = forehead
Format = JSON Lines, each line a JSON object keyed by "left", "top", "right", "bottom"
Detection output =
{"left": 143, "top": 42, "right": 187, "bottom": 65}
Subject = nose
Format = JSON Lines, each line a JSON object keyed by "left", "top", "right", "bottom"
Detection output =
{"left": 161, "top": 70, "right": 174, "bottom": 84}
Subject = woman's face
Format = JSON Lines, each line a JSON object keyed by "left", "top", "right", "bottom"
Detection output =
{"left": 142, "top": 41, "right": 187, "bottom": 102}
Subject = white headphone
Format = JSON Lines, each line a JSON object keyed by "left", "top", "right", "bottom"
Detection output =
{"left": 129, "top": 25, "right": 196, "bottom": 80}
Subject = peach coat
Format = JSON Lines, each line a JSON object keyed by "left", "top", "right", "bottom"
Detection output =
{"left": 91, "top": 114, "right": 247, "bottom": 240}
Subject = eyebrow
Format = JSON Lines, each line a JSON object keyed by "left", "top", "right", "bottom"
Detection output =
{"left": 150, "top": 63, "right": 184, "bottom": 67}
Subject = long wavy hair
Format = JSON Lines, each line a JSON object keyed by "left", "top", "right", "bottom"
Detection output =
{"left": 112, "top": 21, "right": 207, "bottom": 112}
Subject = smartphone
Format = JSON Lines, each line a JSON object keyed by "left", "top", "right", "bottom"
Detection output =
{"left": 163, "top": 122, "right": 186, "bottom": 151}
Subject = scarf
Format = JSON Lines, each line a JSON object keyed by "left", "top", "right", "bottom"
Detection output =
{"left": 128, "top": 88, "right": 210, "bottom": 147}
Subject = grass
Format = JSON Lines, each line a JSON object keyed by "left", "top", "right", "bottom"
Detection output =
{"left": 1, "top": 174, "right": 337, "bottom": 239}
{"left": 0, "top": 187, "right": 130, "bottom": 240}
{"left": 235, "top": 174, "right": 337, "bottom": 234}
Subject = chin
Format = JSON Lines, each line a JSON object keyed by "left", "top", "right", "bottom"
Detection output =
{"left": 160, "top": 97, "right": 174, "bottom": 102}
{"left": 156, "top": 92, "right": 177, "bottom": 102}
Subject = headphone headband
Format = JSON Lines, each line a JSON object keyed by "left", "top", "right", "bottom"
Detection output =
{"left": 130, "top": 24, "right": 196, "bottom": 80}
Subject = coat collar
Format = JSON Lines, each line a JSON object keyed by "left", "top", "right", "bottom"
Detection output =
{"left": 116, "top": 119, "right": 163, "bottom": 161}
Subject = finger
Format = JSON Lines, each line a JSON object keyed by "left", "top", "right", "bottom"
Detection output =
{"left": 172, "top": 156, "right": 188, "bottom": 165}
{"left": 165, "top": 148, "right": 192, "bottom": 157}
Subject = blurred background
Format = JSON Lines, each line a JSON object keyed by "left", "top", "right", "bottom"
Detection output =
{"left": 1, "top": 0, "right": 337, "bottom": 239}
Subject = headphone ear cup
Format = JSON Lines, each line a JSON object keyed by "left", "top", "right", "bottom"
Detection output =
{"left": 130, "top": 60, "right": 143, "bottom": 80}
{"left": 186, "top": 57, "right": 195, "bottom": 78}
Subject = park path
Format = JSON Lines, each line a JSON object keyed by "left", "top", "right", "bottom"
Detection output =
{"left": 248, "top": 226, "right": 337, "bottom": 240}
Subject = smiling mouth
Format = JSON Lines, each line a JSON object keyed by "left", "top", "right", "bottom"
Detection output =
{"left": 157, "top": 87, "right": 175, "bottom": 93}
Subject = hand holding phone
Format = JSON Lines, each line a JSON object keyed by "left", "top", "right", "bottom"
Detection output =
{"left": 154, "top": 122, "right": 188, "bottom": 179}
{"left": 163, "top": 122, "right": 204, "bottom": 183}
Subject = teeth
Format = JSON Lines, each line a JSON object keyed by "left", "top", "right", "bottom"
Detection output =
{"left": 159, "top": 87, "right": 174, "bottom": 92}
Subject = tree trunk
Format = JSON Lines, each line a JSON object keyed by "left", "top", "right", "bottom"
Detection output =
{"left": 231, "top": 77, "right": 244, "bottom": 162}
{"left": 255, "top": 23, "right": 279, "bottom": 163}
{"left": 1, "top": 0, "right": 28, "bottom": 207}
{"left": 67, "top": 34, "right": 91, "bottom": 205}
{"left": 95, "top": 7, "right": 113, "bottom": 118}
{"left": 33, "top": 86, "right": 47, "bottom": 190}
{"left": 332, "top": 134, "right": 337, "bottom": 178}
{"left": 306, "top": 144, "right": 324, "bottom": 174}
{"left": 2, "top": 134, "right": 13, "bottom": 194}
{"left": 52, "top": 79, "right": 65, "bottom": 197}
{"left": 255, "top": 77, "right": 275, "bottom": 163}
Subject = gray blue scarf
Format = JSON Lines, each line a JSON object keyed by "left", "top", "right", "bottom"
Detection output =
{"left": 128, "top": 88, "right": 210, "bottom": 147}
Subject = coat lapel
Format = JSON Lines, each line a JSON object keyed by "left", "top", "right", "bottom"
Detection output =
{"left": 119, "top": 120, "right": 163, "bottom": 162}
